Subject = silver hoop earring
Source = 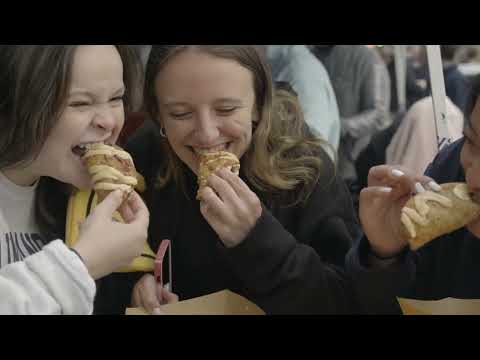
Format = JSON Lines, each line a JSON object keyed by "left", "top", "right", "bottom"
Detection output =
{"left": 159, "top": 127, "right": 167, "bottom": 138}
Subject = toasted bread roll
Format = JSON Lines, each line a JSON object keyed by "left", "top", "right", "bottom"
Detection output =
{"left": 82, "top": 143, "right": 138, "bottom": 203}
{"left": 197, "top": 151, "right": 240, "bottom": 200}
{"left": 401, "top": 183, "right": 480, "bottom": 250}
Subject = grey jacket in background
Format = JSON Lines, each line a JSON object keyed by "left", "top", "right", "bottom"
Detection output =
{"left": 313, "top": 45, "right": 392, "bottom": 182}
{"left": 266, "top": 45, "right": 341, "bottom": 156}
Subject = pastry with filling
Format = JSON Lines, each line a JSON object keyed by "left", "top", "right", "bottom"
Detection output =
{"left": 197, "top": 151, "right": 240, "bottom": 200}
{"left": 81, "top": 143, "right": 138, "bottom": 203}
{"left": 400, "top": 183, "right": 480, "bottom": 250}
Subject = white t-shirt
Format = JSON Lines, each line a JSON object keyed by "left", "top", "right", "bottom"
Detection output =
{"left": 0, "top": 171, "right": 96, "bottom": 315}
{"left": 0, "top": 171, "right": 45, "bottom": 267}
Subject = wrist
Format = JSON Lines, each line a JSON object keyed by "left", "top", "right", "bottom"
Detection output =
{"left": 370, "top": 245, "right": 407, "bottom": 261}
{"left": 220, "top": 236, "right": 242, "bottom": 249}
{"left": 72, "top": 244, "right": 100, "bottom": 280}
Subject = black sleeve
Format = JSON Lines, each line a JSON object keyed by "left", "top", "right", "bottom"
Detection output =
{"left": 219, "top": 175, "right": 361, "bottom": 315}
{"left": 93, "top": 272, "right": 145, "bottom": 315}
{"left": 345, "top": 236, "right": 416, "bottom": 314}
{"left": 297, "top": 173, "right": 361, "bottom": 267}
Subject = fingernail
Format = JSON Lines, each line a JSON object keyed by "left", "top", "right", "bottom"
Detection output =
{"left": 415, "top": 183, "right": 426, "bottom": 193}
{"left": 379, "top": 187, "right": 393, "bottom": 193}
{"left": 392, "top": 169, "right": 405, "bottom": 177}
{"left": 428, "top": 181, "right": 442, "bottom": 192}
{"left": 152, "top": 308, "right": 163, "bottom": 316}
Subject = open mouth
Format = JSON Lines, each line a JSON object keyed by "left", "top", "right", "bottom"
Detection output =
{"left": 72, "top": 142, "right": 109, "bottom": 158}
{"left": 189, "top": 143, "right": 232, "bottom": 157}
{"left": 72, "top": 145, "right": 88, "bottom": 158}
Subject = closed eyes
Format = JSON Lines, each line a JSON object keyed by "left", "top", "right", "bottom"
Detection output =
{"left": 69, "top": 95, "right": 124, "bottom": 108}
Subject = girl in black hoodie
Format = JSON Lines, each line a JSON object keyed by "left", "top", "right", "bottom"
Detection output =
{"left": 126, "top": 45, "right": 361, "bottom": 315}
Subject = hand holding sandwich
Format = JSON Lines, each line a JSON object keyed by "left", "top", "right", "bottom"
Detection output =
{"left": 73, "top": 190, "right": 149, "bottom": 280}
{"left": 197, "top": 168, "right": 263, "bottom": 249}
{"left": 361, "top": 165, "right": 480, "bottom": 259}
{"left": 359, "top": 165, "right": 439, "bottom": 259}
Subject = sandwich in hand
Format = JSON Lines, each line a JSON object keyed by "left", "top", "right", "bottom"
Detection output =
{"left": 81, "top": 143, "right": 138, "bottom": 203}
{"left": 197, "top": 151, "right": 240, "bottom": 200}
{"left": 400, "top": 183, "right": 480, "bottom": 250}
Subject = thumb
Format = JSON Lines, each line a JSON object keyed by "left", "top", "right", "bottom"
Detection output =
{"left": 152, "top": 308, "right": 165, "bottom": 316}
{"left": 159, "top": 287, "right": 179, "bottom": 305}
{"left": 92, "top": 190, "right": 124, "bottom": 219}
{"left": 360, "top": 186, "right": 394, "bottom": 203}
{"left": 156, "top": 283, "right": 165, "bottom": 304}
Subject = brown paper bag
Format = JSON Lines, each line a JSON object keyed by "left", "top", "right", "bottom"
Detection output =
{"left": 398, "top": 297, "right": 480, "bottom": 315}
{"left": 126, "top": 290, "right": 265, "bottom": 315}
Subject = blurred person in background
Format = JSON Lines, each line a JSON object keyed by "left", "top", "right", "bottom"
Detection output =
{"left": 376, "top": 45, "right": 428, "bottom": 113}
{"left": 261, "top": 45, "right": 341, "bottom": 158}
{"left": 441, "top": 45, "right": 470, "bottom": 115}
{"left": 386, "top": 96, "right": 464, "bottom": 175}
{"left": 310, "top": 45, "right": 392, "bottom": 188}
{"left": 414, "top": 45, "right": 470, "bottom": 115}
{"left": 457, "top": 46, "right": 480, "bottom": 80}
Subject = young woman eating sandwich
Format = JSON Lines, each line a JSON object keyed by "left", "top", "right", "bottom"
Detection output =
{"left": 125, "top": 45, "right": 362, "bottom": 315}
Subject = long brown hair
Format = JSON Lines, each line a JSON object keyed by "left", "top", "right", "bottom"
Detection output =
{"left": 0, "top": 45, "right": 142, "bottom": 241}
{"left": 144, "top": 45, "right": 334, "bottom": 207}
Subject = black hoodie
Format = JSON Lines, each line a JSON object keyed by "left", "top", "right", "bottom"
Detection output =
{"left": 124, "top": 120, "right": 362, "bottom": 314}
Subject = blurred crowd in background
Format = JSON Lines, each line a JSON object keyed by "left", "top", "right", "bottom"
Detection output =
{"left": 128, "top": 45, "right": 478, "bottom": 209}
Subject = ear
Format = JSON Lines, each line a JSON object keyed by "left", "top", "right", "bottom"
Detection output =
{"left": 155, "top": 112, "right": 165, "bottom": 128}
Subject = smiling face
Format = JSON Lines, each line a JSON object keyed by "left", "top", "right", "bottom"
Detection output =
{"left": 154, "top": 49, "right": 258, "bottom": 175}
{"left": 29, "top": 45, "right": 126, "bottom": 190}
